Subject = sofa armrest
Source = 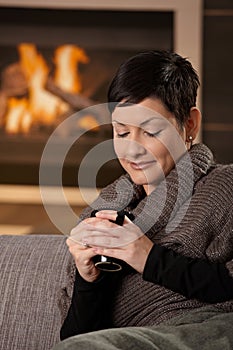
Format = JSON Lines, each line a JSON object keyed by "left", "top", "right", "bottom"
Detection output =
{"left": 0, "top": 234, "right": 75, "bottom": 350}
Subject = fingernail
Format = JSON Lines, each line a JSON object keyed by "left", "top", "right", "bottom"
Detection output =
{"left": 95, "top": 211, "right": 102, "bottom": 215}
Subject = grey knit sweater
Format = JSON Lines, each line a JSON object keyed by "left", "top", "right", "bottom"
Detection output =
{"left": 79, "top": 143, "right": 233, "bottom": 327}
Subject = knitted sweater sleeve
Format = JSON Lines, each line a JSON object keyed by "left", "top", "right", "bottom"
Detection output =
{"left": 143, "top": 165, "right": 233, "bottom": 303}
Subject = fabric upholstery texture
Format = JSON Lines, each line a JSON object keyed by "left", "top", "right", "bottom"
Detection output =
{"left": 52, "top": 306, "right": 233, "bottom": 350}
{"left": 0, "top": 235, "right": 75, "bottom": 350}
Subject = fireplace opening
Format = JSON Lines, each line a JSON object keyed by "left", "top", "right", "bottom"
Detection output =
{"left": 0, "top": 7, "right": 173, "bottom": 187}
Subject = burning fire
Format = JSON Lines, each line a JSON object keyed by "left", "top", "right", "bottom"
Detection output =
{"left": 5, "top": 97, "right": 31, "bottom": 134}
{"left": 54, "top": 45, "right": 89, "bottom": 94}
{"left": 4, "top": 43, "right": 90, "bottom": 134}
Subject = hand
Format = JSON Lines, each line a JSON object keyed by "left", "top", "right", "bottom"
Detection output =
{"left": 83, "top": 210, "right": 154, "bottom": 274}
{"left": 67, "top": 220, "right": 103, "bottom": 282}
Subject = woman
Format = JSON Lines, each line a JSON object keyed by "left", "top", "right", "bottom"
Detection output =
{"left": 56, "top": 51, "right": 233, "bottom": 349}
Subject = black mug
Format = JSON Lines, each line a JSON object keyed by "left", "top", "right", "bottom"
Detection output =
{"left": 91, "top": 209, "right": 134, "bottom": 272}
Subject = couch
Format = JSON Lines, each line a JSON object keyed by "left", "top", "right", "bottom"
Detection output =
{"left": 0, "top": 234, "right": 75, "bottom": 350}
{"left": 1, "top": 235, "right": 233, "bottom": 350}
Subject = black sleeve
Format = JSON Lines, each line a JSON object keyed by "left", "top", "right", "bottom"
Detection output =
{"left": 143, "top": 244, "right": 233, "bottom": 303}
{"left": 60, "top": 269, "right": 116, "bottom": 340}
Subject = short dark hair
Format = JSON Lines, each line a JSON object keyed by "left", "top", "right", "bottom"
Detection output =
{"left": 107, "top": 50, "right": 200, "bottom": 127}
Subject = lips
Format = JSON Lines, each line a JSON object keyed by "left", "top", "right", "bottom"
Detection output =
{"left": 128, "top": 161, "right": 155, "bottom": 170}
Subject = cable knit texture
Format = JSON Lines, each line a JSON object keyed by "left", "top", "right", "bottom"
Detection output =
{"left": 79, "top": 143, "right": 233, "bottom": 327}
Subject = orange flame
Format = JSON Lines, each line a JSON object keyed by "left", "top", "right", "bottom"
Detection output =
{"left": 54, "top": 45, "right": 89, "bottom": 93}
{"left": 4, "top": 43, "right": 90, "bottom": 133}
{"left": 19, "top": 43, "right": 69, "bottom": 125}
{"left": 5, "top": 97, "right": 31, "bottom": 134}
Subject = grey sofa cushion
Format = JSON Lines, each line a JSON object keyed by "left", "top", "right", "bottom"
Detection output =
{"left": 0, "top": 235, "right": 75, "bottom": 350}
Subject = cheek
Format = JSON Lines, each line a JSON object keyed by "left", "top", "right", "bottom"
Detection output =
{"left": 118, "top": 158, "right": 128, "bottom": 172}
{"left": 113, "top": 139, "right": 126, "bottom": 158}
{"left": 159, "top": 128, "right": 186, "bottom": 161}
{"left": 157, "top": 148, "right": 175, "bottom": 175}
{"left": 147, "top": 140, "right": 173, "bottom": 168}
{"left": 149, "top": 128, "right": 185, "bottom": 165}
{"left": 146, "top": 139, "right": 163, "bottom": 158}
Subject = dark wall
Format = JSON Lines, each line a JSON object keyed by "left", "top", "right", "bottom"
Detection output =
{"left": 202, "top": 0, "right": 233, "bottom": 163}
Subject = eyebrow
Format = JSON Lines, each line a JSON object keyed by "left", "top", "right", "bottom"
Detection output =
{"left": 112, "top": 117, "right": 161, "bottom": 127}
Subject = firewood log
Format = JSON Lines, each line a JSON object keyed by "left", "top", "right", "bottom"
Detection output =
{"left": 45, "top": 77, "right": 96, "bottom": 110}
{"left": 0, "top": 91, "right": 7, "bottom": 126}
{"left": 1, "top": 63, "right": 28, "bottom": 97}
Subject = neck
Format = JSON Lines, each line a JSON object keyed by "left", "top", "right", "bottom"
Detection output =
{"left": 143, "top": 184, "right": 156, "bottom": 195}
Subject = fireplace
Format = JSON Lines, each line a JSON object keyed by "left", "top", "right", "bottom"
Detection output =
{"left": 0, "top": 6, "right": 174, "bottom": 188}
{"left": 0, "top": 1, "right": 202, "bottom": 235}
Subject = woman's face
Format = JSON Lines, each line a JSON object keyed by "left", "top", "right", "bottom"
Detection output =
{"left": 112, "top": 98, "right": 187, "bottom": 194}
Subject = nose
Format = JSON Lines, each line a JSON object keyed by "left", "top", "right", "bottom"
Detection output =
{"left": 123, "top": 138, "right": 146, "bottom": 160}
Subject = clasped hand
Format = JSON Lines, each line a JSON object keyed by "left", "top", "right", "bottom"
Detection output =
{"left": 67, "top": 210, "right": 153, "bottom": 282}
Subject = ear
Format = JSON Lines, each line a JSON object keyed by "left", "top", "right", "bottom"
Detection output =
{"left": 185, "top": 107, "right": 202, "bottom": 141}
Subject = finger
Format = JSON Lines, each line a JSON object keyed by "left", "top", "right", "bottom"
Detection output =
{"left": 70, "top": 217, "right": 101, "bottom": 230}
{"left": 83, "top": 232, "right": 120, "bottom": 247}
{"left": 96, "top": 210, "right": 117, "bottom": 215}
{"left": 93, "top": 247, "right": 125, "bottom": 260}
{"left": 66, "top": 237, "right": 78, "bottom": 247}
{"left": 84, "top": 218, "right": 119, "bottom": 230}
{"left": 68, "top": 225, "right": 112, "bottom": 248}
{"left": 68, "top": 241, "right": 97, "bottom": 259}
{"left": 69, "top": 220, "right": 89, "bottom": 237}
{"left": 66, "top": 237, "right": 91, "bottom": 249}
{"left": 95, "top": 210, "right": 118, "bottom": 222}
{"left": 69, "top": 220, "right": 107, "bottom": 242}
{"left": 96, "top": 211, "right": 133, "bottom": 225}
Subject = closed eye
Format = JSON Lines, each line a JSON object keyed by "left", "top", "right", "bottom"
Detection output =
{"left": 116, "top": 132, "right": 130, "bottom": 138}
{"left": 144, "top": 130, "right": 162, "bottom": 138}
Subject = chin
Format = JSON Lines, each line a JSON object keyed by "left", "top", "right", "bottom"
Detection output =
{"left": 127, "top": 172, "right": 151, "bottom": 187}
